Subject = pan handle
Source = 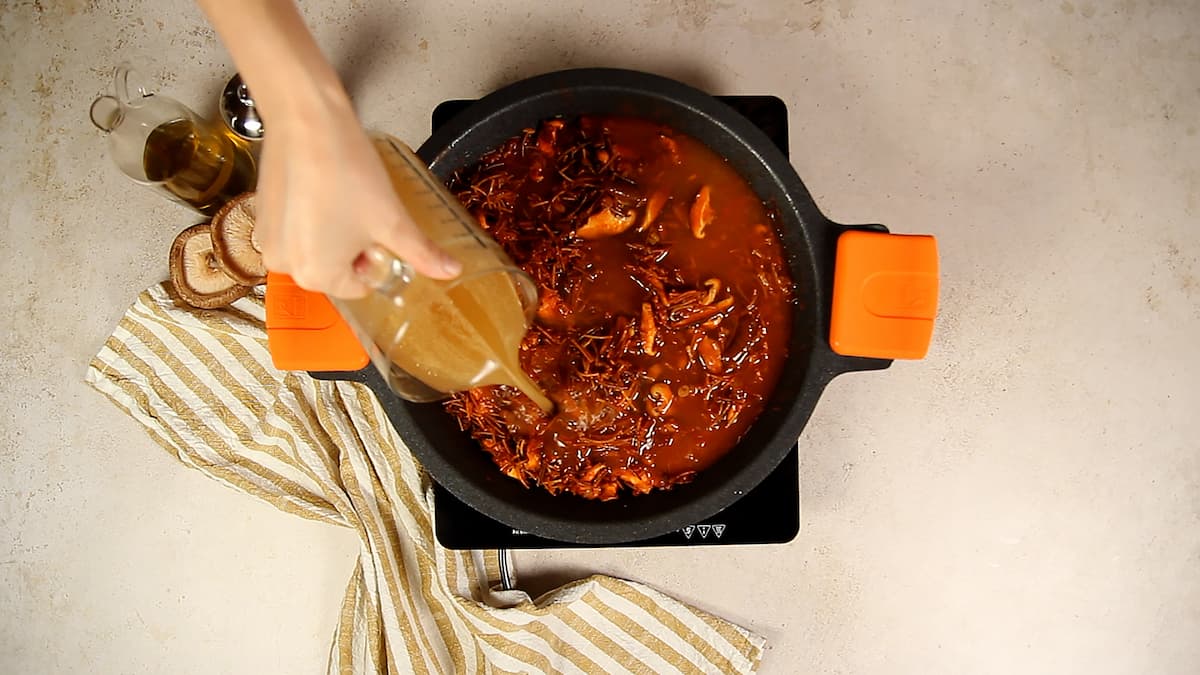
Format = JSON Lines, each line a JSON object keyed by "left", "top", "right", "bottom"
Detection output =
{"left": 264, "top": 272, "right": 371, "bottom": 373}
{"left": 814, "top": 222, "right": 939, "bottom": 379}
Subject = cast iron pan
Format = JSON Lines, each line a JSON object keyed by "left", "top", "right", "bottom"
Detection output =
{"left": 324, "top": 69, "right": 892, "bottom": 544}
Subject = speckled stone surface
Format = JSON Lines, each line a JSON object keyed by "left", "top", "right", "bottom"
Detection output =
{"left": 1, "top": 1, "right": 1197, "bottom": 673}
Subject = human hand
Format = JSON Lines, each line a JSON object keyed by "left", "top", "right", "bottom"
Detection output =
{"left": 253, "top": 94, "right": 462, "bottom": 298}
{"left": 194, "top": 0, "right": 459, "bottom": 298}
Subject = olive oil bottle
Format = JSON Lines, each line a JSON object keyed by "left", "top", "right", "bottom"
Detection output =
{"left": 91, "top": 66, "right": 256, "bottom": 216}
{"left": 141, "top": 118, "right": 256, "bottom": 216}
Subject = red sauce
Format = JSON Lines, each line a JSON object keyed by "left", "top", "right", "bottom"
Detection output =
{"left": 445, "top": 116, "right": 794, "bottom": 500}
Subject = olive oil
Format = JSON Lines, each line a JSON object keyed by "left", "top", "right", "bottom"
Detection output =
{"left": 142, "top": 118, "right": 257, "bottom": 216}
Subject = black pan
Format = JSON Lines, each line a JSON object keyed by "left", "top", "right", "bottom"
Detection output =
{"left": 331, "top": 68, "right": 894, "bottom": 544}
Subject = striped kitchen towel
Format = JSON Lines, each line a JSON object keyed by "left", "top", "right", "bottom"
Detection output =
{"left": 85, "top": 282, "right": 766, "bottom": 675}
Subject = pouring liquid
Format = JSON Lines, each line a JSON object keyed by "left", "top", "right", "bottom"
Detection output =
{"left": 339, "top": 138, "right": 552, "bottom": 413}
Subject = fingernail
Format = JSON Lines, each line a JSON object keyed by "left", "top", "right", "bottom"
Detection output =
{"left": 441, "top": 255, "right": 463, "bottom": 278}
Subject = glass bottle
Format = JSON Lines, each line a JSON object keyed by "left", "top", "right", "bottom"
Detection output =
{"left": 90, "top": 65, "right": 256, "bottom": 216}
{"left": 334, "top": 135, "right": 552, "bottom": 412}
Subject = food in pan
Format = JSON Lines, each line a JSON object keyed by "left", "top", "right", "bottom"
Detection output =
{"left": 444, "top": 116, "right": 794, "bottom": 500}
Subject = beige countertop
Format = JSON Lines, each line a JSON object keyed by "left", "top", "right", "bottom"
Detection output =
{"left": 2, "top": 1, "right": 1198, "bottom": 673}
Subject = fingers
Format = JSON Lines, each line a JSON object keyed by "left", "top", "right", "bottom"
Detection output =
{"left": 311, "top": 269, "right": 371, "bottom": 299}
{"left": 279, "top": 221, "right": 373, "bottom": 298}
{"left": 281, "top": 242, "right": 372, "bottom": 298}
{"left": 257, "top": 205, "right": 371, "bottom": 298}
{"left": 251, "top": 126, "right": 462, "bottom": 298}
{"left": 371, "top": 205, "right": 463, "bottom": 281}
{"left": 255, "top": 144, "right": 369, "bottom": 297}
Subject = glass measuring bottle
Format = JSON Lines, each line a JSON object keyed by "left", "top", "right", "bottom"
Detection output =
{"left": 334, "top": 135, "right": 553, "bottom": 412}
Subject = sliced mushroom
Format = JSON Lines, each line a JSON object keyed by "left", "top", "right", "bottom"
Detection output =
{"left": 576, "top": 207, "right": 637, "bottom": 240}
{"left": 211, "top": 192, "right": 266, "bottom": 285}
{"left": 169, "top": 223, "right": 251, "bottom": 309}
{"left": 646, "top": 383, "right": 675, "bottom": 417}
{"left": 536, "top": 119, "right": 564, "bottom": 155}
{"left": 639, "top": 189, "right": 669, "bottom": 232}
{"left": 696, "top": 334, "right": 724, "bottom": 373}
{"left": 702, "top": 278, "right": 723, "bottom": 305}
{"left": 659, "top": 134, "right": 680, "bottom": 163}
{"left": 640, "top": 302, "right": 658, "bottom": 356}
{"left": 689, "top": 185, "right": 715, "bottom": 239}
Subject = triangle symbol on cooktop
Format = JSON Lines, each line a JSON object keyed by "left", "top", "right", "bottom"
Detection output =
{"left": 683, "top": 525, "right": 695, "bottom": 539}
{"left": 712, "top": 524, "right": 726, "bottom": 538}
{"left": 697, "top": 524, "right": 712, "bottom": 539}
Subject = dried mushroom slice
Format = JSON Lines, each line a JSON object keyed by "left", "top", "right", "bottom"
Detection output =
{"left": 169, "top": 223, "right": 251, "bottom": 309}
{"left": 211, "top": 192, "right": 266, "bottom": 285}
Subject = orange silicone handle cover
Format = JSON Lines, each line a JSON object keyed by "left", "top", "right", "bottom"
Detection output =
{"left": 264, "top": 272, "right": 369, "bottom": 372}
{"left": 830, "top": 231, "right": 939, "bottom": 360}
